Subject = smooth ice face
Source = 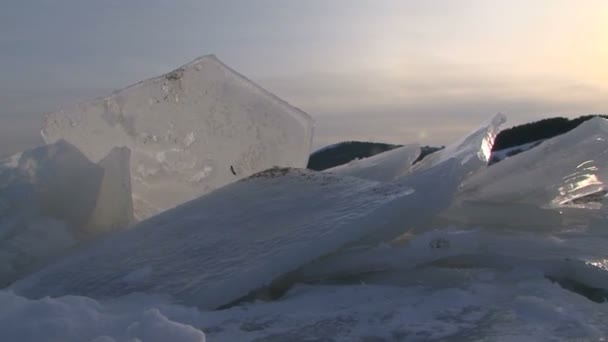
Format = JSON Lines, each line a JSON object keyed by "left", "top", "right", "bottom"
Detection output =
{"left": 42, "top": 55, "right": 314, "bottom": 219}
{"left": 85, "top": 147, "right": 134, "bottom": 235}
{"left": 459, "top": 117, "right": 608, "bottom": 208}
{"left": 12, "top": 161, "right": 464, "bottom": 310}
{"left": 325, "top": 144, "right": 420, "bottom": 181}
{"left": 411, "top": 113, "right": 506, "bottom": 176}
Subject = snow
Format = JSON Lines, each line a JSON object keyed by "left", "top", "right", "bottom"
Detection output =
{"left": 325, "top": 144, "right": 420, "bottom": 181}
{"left": 0, "top": 218, "right": 75, "bottom": 287}
{"left": 42, "top": 55, "right": 314, "bottom": 220}
{"left": 460, "top": 117, "right": 608, "bottom": 208}
{"left": 0, "top": 291, "right": 206, "bottom": 342}
{"left": 2, "top": 262, "right": 608, "bottom": 341}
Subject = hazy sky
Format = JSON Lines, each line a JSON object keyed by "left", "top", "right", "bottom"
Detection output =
{"left": 1, "top": 0, "right": 607, "bottom": 155}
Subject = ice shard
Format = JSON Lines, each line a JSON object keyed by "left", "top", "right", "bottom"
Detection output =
{"left": 325, "top": 144, "right": 420, "bottom": 181}
{"left": 12, "top": 158, "right": 463, "bottom": 309}
{"left": 459, "top": 117, "right": 608, "bottom": 208}
{"left": 84, "top": 147, "right": 134, "bottom": 235}
{"left": 411, "top": 113, "right": 506, "bottom": 177}
{"left": 42, "top": 55, "right": 314, "bottom": 219}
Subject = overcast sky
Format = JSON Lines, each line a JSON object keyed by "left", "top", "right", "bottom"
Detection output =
{"left": 1, "top": 0, "right": 607, "bottom": 155}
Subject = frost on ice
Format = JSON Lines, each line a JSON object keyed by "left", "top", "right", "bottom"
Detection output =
{"left": 325, "top": 144, "right": 420, "bottom": 181}
{"left": 42, "top": 55, "right": 314, "bottom": 219}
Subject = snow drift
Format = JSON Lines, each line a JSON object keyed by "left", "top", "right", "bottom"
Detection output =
{"left": 42, "top": 55, "right": 314, "bottom": 219}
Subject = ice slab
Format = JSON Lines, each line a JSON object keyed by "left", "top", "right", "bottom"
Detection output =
{"left": 459, "top": 117, "right": 608, "bottom": 208}
{"left": 42, "top": 55, "right": 314, "bottom": 219}
{"left": 85, "top": 147, "right": 134, "bottom": 235}
{"left": 12, "top": 159, "right": 463, "bottom": 309}
{"left": 325, "top": 144, "right": 420, "bottom": 181}
{"left": 411, "top": 113, "right": 505, "bottom": 177}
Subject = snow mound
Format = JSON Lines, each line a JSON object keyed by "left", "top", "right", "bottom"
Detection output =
{"left": 325, "top": 144, "right": 420, "bottom": 181}
{"left": 460, "top": 117, "right": 608, "bottom": 208}
{"left": 42, "top": 55, "right": 314, "bottom": 219}
{"left": 0, "top": 291, "right": 205, "bottom": 342}
{"left": 12, "top": 159, "right": 464, "bottom": 309}
{"left": 5, "top": 264, "right": 608, "bottom": 342}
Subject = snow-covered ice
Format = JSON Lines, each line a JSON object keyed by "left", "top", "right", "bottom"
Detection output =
{"left": 2, "top": 262, "right": 608, "bottom": 341}
{"left": 0, "top": 290, "right": 206, "bottom": 342}
{"left": 42, "top": 55, "right": 314, "bottom": 219}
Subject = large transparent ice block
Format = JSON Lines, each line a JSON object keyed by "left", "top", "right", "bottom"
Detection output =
{"left": 42, "top": 55, "right": 314, "bottom": 219}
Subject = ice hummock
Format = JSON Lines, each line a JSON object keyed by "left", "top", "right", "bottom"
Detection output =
{"left": 4, "top": 113, "right": 608, "bottom": 341}
{"left": 10, "top": 114, "right": 506, "bottom": 309}
{"left": 325, "top": 144, "right": 420, "bottom": 181}
{"left": 42, "top": 55, "right": 314, "bottom": 220}
{"left": 12, "top": 157, "right": 465, "bottom": 309}
{"left": 459, "top": 117, "right": 608, "bottom": 208}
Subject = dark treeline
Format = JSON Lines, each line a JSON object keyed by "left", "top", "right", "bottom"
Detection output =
{"left": 308, "top": 115, "right": 607, "bottom": 171}
{"left": 307, "top": 142, "right": 444, "bottom": 171}
{"left": 492, "top": 115, "right": 608, "bottom": 151}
